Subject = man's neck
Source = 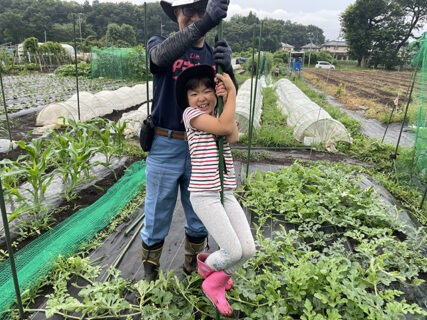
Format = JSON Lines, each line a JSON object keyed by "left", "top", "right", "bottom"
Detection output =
{"left": 194, "top": 37, "right": 205, "bottom": 48}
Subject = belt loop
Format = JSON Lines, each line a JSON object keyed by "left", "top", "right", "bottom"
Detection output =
{"left": 167, "top": 129, "right": 172, "bottom": 139}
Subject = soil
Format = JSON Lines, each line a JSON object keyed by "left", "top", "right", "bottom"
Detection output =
{"left": 304, "top": 79, "right": 415, "bottom": 147}
{"left": 304, "top": 69, "right": 412, "bottom": 110}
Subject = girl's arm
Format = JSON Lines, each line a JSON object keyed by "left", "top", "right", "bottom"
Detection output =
{"left": 226, "top": 121, "right": 239, "bottom": 144}
{"left": 190, "top": 72, "right": 237, "bottom": 136}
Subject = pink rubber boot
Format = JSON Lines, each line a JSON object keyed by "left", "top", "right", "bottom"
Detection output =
{"left": 197, "top": 253, "right": 234, "bottom": 291}
{"left": 202, "top": 270, "right": 233, "bottom": 316}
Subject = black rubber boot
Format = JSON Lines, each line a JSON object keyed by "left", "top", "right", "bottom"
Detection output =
{"left": 183, "top": 234, "right": 206, "bottom": 275}
{"left": 142, "top": 240, "right": 164, "bottom": 282}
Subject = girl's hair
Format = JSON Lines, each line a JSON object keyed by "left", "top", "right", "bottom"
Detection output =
{"left": 184, "top": 76, "right": 215, "bottom": 92}
{"left": 184, "top": 76, "right": 216, "bottom": 108}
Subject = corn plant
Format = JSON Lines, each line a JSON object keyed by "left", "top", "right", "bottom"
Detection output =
{"left": 0, "top": 158, "right": 30, "bottom": 222}
{"left": 109, "top": 119, "right": 128, "bottom": 152}
{"left": 13, "top": 138, "right": 54, "bottom": 215}
{"left": 51, "top": 128, "right": 97, "bottom": 201}
{"left": 91, "top": 119, "right": 128, "bottom": 179}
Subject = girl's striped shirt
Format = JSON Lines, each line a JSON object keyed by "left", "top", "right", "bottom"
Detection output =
{"left": 183, "top": 107, "right": 236, "bottom": 192}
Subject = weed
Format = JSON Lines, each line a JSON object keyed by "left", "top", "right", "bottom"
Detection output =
{"left": 335, "top": 83, "right": 344, "bottom": 96}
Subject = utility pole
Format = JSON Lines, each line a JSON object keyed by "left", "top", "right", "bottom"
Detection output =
{"left": 78, "top": 13, "right": 83, "bottom": 52}
{"left": 44, "top": 30, "right": 47, "bottom": 43}
{"left": 160, "top": 19, "right": 164, "bottom": 36}
{"left": 308, "top": 35, "right": 313, "bottom": 68}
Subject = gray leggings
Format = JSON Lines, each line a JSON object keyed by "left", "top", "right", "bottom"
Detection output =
{"left": 190, "top": 190, "right": 255, "bottom": 274}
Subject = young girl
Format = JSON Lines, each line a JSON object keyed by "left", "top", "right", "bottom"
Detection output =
{"left": 176, "top": 64, "right": 255, "bottom": 316}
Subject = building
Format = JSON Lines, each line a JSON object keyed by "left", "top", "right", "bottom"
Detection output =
{"left": 300, "top": 43, "right": 321, "bottom": 52}
{"left": 281, "top": 42, "right": 294, "bottom": 52}
{"left": 321, "top": 40, "right": 348, "bottom": 59}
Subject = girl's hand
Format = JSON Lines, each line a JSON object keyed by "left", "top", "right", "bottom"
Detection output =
{"left": 215, "top": 81, "right": 228, "bottom": 103}
{"left": 215, "top": 72, "right": 236, "bottom": 104}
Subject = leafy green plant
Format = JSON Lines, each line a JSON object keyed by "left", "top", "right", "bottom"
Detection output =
{"left": 238, "top": 162, "right": 427, "bottom": 319}
{"left": 54, "top": 63, "right": 91, "bottom": 77}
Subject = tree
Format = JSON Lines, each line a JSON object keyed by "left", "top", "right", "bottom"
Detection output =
{"left": 104, "top": 23, "right": 136, "bottom": 47}
{"left": 121, "top": 23, "right": 136, "bottom": 47}
{"left": 0, "top": 11, "right": 28, "bottom": 43}
{"left": 273, "top": 50, "right": 288, "bottom": 65}
{"left": 262, "top": 18, "right": 285, "bottom": 52}
{"left": 105, "top": 23, "right": 122, "bottom": 47}
{"left": 341, "top": 0, "right": 427, "bottom": 69}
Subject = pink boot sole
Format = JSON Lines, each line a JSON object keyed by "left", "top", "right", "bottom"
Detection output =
{"left": 202, "top": 273, "right": 233, "bottom": 317}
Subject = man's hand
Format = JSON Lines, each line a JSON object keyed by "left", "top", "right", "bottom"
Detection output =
{"left": 214, "top": 40, "right": 232, "bottom": 72}
{"left": 205, "top": 0, "right": 229, "bottom": 25}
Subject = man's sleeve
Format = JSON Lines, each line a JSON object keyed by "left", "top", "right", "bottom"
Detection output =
{"left": 147, "top": 35, "right": 166, "bottom": 74}
{"left": 149, "top": 24, "right": 206, "bottom": 69}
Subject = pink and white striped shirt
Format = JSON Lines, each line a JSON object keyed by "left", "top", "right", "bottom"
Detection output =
{"left": 183, "top": 107, "right": 236, "bottom": 192}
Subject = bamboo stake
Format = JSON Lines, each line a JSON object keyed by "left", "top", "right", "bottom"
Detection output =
{"left": 144, "top": 2, "right": 150, "bottom": 115}
{"left": 0, "top": 66, "right": 13, "bottom": 143}
{"left": 73, "top": 14, "right": 81, "bottom": 121}
{"left": 0, "top": 178, "right": 24, "bottom": 319}
{"left": 245, "top": 21, "right": 263, "bottom": 178}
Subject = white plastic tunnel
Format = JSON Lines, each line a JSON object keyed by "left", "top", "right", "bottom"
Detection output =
{"left": 235, "top": 79, "right": 262, "bottom": 135}
{"left": 36, "top": 82, "right": 153, "bottom": 128}
{"left": 274, "top": 79, "right": 352, "bottom": 151}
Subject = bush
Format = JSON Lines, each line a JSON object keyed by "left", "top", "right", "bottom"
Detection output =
{"left": 54, "top": 63, "right": 91, "bottom": 77}
{"left": 243, "top": 52, "right": 274, "bottom": 75}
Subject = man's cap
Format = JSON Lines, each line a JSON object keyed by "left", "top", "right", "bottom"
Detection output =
{"left": 161, "top": 0, "right": 208, "bottom": 23}
{"left": 175, "top": 64, "right": 216, "bottom": 110}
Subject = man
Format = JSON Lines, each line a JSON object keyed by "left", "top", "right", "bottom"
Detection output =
{"left": 140, "top": 0, "right": 238, "bottom": 281}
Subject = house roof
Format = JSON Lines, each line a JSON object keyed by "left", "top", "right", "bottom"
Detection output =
{"left": 322, "top": 40, "right": 347, "bottom": 47}
{"left": 281, "top": 42, "right": 294, "bottom": 48}
{"left": 301, "top": 43, "right": 320, "bottom": 49}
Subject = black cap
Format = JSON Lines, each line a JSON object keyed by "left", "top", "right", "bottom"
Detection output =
{"left": 175, "top": 64, "right": 216, "bottom": 110}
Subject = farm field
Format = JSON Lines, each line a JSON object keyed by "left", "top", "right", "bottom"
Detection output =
{"left": 0, "top": 71, "right": 426, "bottom": 319}
{"left": 1, "top": 74, "right": 139, "bottom": 115}
{"left": 303, "top": 69, "right": 414, "bottom": 122}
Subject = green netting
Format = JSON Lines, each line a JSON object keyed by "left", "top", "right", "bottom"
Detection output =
{"left": 395, "top": 33, "right": 427, "bottom": 191}
{"left": 0, "top": 161, "right": 146, "bottom": 318}
{"left": 90, "top": 46, "right": 146, "bottom": 80}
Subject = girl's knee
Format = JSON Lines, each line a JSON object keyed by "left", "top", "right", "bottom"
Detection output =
{"left": 242, "top": 238, "right": 256, "bottom": 261}
{"left": 229, "top": 245, "right": 243, "bottom": 263}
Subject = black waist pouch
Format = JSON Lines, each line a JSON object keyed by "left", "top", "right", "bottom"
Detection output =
{"left": 139, "top": 115, "right": 155, "bottom": 152}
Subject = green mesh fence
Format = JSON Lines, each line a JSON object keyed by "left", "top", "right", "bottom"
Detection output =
{"left": 0, "top": 161, "right": 146, "bottom": 318}
{"left": 395, "top": 33, "right": 427, "bottom": 191}
{"left": 90, "top": 46, "right": 147, "bottom": 80}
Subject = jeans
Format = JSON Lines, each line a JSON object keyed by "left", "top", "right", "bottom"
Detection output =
{"left": 140, "top": 132, "right": 208, "bottom": 246}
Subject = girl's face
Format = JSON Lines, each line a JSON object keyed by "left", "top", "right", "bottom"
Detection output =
{"left": 187, "top": 83, "right": 217, "bottom": 115}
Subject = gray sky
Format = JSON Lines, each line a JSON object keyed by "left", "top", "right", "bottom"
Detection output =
{"left": 72, "top": 0, "right": 426, "bottom": 41}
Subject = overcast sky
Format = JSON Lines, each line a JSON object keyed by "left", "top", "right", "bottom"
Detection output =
{"left": 71, "top": 0, "right": 426, "bottom": 41}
